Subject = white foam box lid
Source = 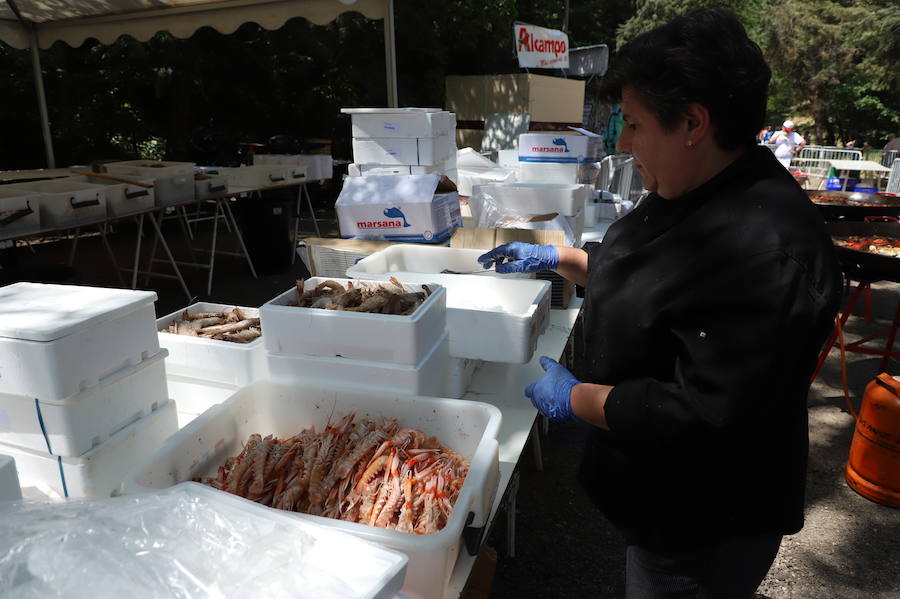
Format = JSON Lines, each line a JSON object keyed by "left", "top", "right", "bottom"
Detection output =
{"left": 0, "top": 283, "right": 160, "bottom": 401}
{"left": 0, "top": 454, "right": 22, "bottom": 501}
{"left": 7, "top": 179, "right": 108, "bottom": 228}
{"left": 344, "top": 108, "right": 455, "bottom": 139}
{"left": 0, "top": 349, "right": 170, "bottom": 457}
{"left": 193, "top": 175, "right": 229, "bottom": 200}
{"left": 157, "top": 302, "right": 265, "bottom": 387}
{"left": 261, "top": 277, "right": 446, "bottom": 366}
{"left": 352, "top": 136, "right": 452, "bottom": 167}
{"left": 472, "top": 182, "right": 589, "bottom": 216}
{"left": 103, "top": 160, "right": 196, "bottom": 178}
{"left": 126, "top": 380, "right": 501, "bottom": 599}
{"left": 4, "top": 398, "right": 178, "bottom": 499}
{"left": 266, "top": 331, "right": 450, "bottom": 398}
{"left": 0, "top": 186, "right": 41, "bottom": 239}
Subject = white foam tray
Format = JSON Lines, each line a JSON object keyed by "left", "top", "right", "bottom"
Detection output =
{"left": 0, "top": 283, "right": 160, "bottom": 402}
{"left": 67, "top": 174, "right": 156, "bottom": 218}
{"left": 193, "top": 175, "right": 229, "bottom": 200}
{"left": 472, "top": 182, "right": 589, "bottom": 216}
{"left": 157, "top": 302, "right": 265, "bottom": 386}
{"left": 0, "top": 187, "right": 41, "bottom": 240}
{"left": 0, "top": 454, "right": 22, "bottom": 501}
{"left": 4, "top": 399, "right": 177, "bottom": 499}
{"left": 347, "top": 248, "right": 551, "bottom": 363}
{"left": 126, "top": 380, "right": 501, "bottom": 599}
{"left": 7, "top": 180, "right": 108, "bottom": 229}
{"left": 0, "top": 349, "right": 169, "bottom": 457}
{"left": 260, "top": 277, "right": 446, "bottom": 366}
{"left": 267, "top": 331, "right": 450, "bottom": 397}
{"left": 103, "top": 160, "right": 196, "bottom": 178}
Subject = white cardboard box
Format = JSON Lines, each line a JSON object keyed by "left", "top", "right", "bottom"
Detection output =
{"left": 518, "top": 133, "right": 593, "bottom": 163}
{"left": 126, "top": 380, "right": 501, "bottom": 599}
{"left": 336, "top": 174, "right": 460, "bottom": 243}
{"left": 260, "top": 277, "right": 446, "bottom": 366}
{"left": 0, "top": 350, "right": 169, "bottom": 457}
{"left": 343, "top": 107, "right": 454, "bottom": 139}
{"left": 0, "top": 283, "right": 160, "bottom": 402}
{"left": 352, "top": 135, "right": 452, "bottom": 166}
{"left": 157, "top": 302, "right": 265, "bottom": 387}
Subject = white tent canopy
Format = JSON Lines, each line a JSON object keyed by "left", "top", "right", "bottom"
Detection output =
{"left": 0, "top": 0, "right": 398, "bottom": 167}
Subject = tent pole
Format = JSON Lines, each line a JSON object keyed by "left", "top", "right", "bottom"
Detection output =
{"left": 383, "top": 0, "right": 398, "bottom": 107}
{"left": 29, "top": 25, "right": 55, "bottom": 168}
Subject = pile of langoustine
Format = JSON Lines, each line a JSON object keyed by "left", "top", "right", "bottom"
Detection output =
{"left": 163, "top": 307, "right": 261, "bottom": 343}
{"left": 290, "top": 277, "right": 433, "bottom": 315}
{"left": 198, "top": 413, "right": 470, "bottom": 534}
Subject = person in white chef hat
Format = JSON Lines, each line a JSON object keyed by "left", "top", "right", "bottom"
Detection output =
{"left": 770, "top": 119, "right": 806, "bottom": 168}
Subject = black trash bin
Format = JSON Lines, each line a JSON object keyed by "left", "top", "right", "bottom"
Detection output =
{"left": 238, "top": 189, "right": 293, "bottom": 275}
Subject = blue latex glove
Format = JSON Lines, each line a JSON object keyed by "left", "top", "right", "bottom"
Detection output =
{"left": 524, "top": 356, "right": 582, "bottom": 422}
{"left": 477, "top": 242, "right": 559, "bottom": 274}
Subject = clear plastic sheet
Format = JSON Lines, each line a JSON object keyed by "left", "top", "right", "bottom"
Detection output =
{"left": 0, "top": 483, "right": 400, "bottom": 598}
{"left": 470, "top": 188, "right": 576, "bottom": 246}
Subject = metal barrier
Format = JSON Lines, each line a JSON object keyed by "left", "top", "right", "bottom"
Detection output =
{"left": 887, "top": 161, "right": 900, "bottom": 195}
{"left": 798, "top": 146, "right": 863, "bottom": 162}
{"left": 882, "top": 150, "right": 898, "bottom": 169}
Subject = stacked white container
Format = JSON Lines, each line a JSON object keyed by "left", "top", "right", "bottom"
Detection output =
{"left": 0, "top": 283, "right": 178, "bottom": 498}
{"left": 260, "top": 277, "right": 451, "bottom": 397}
{"left": 103, "top": 160, "right": 195, "bottom": 206}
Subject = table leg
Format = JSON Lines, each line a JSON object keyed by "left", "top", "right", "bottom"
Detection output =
{"left": 147, "top": 210, "right": 192, "bottom": 302}
{"left": 220, "top": 197, "right": 257, "bottom": 278}
{"left": 143, "top": 212, "right": 162, "bottom": 286}
{"left": 304, "top": 182, "right": 321, "bottom": 238}
{"left": 98, "top": 223, "right": 125, "bottom": 287}
{"left": 206, "top": 200, "right": 220, "bottom": 296}
{"left": 131, "top": 214, "right": 144, "bottom": 289}
{"left": 67, "top": 228, "right": 80, "bottom": 266}
{"left": 504, "top": 471, "right": 520, "bottom": 559}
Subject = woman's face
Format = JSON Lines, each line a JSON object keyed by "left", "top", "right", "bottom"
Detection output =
{"left": 616, "top": 85, "right": 688, "bottom": 198}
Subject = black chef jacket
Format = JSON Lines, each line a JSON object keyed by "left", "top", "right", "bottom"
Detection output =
{"left": 578, "top": 146, "right": 842, "bottom": 552}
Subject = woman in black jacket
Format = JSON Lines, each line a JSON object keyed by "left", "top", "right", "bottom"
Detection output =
{"left": 478, "top": 8, "right": 842, "bottom": 598}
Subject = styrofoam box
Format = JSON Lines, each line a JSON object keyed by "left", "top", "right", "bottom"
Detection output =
{"left": 167, "top": 374, "right": 239, "bottom": 417}
{"left": 220, "top": 164, "right": 306, "bottom": 188}
{"left": 193, "top": 175, "right": 229, "bottom": 200}
{"left": 344, "top": 108, "right": 455, "bottom": 139}
{"left": 565, "top": 207, "right": 585, "bottom": 246}
{"left": 0, "top": 187, "right": 41, "bottom": 240}
{"left": 157, "top": 302, "right": 265, "bottom": 386}
{"left": 267, "top": 331, "right": 450, "bottom": 397}
{"left": 7, "top": 180, "right": 108, "bottom": 229}
{"left": 517, "top": 161, "right": 578, "bottom": 184}
{"left": 261, "top": 277, "right": 447, "bottom": 366}
{"left": 126, "top": 380, "right": 501, "bottom": 599}
{"left": 447, "top": 357, "right": 482, "bottom": 399}
{"left": 153, "top": 174, "right": 195, "bottom": 206}
{"left": 353, "top": 136, "right": 452, "bottom": 167}
{"left": 67, "top": 174, "right": 156, "bottom": 218}
{"left": 254, "top": 154, "right": 333, "bottom": 181}
{"left": 0, "top": 349, "right": 169, "bottom": 456}
{"left": 472, "top": 182, "right": 589, "bottom": 216}
{"left": 0, "top": 283, "right": 160, "bottom": 402}
{"left": 345, "top": 244, "right": 530, "bottom": 281}
{"left": 0, "top": 454, "right": 22, "bottom": 501}
{"left": 103, "top": 160, "right": 195, "bottom": 178}
{"left": 349, "top": 163, "right": 445, "bottom": 177}
{"left": 352, "top": 271, "right": 551, "bottom": 363}
{"left": 5, "top": 399, "right": 177, "bottom": 499}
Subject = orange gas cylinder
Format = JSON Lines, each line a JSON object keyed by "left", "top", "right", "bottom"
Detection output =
{"left": 845, "top": 373, "right": 900, "bottom": 508}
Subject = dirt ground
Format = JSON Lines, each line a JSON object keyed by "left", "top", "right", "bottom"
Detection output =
{"left": 3, "top": 198, "right": 899, "bottom": 598}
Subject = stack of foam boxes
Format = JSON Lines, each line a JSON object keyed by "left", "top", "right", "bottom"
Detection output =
{"left": 0, "top": 283, "right": 178, "bottom": 498}
{"left": 259, "top": 277, "right": 450, "bottom": 397}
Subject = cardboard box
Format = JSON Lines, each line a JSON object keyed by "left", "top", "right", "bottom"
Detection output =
{"left": 352, "top": 135, "right": 453, "bottom": 166}
{"left": 518, "top": 133, "right": 590, "bottom": 163}
{"left": 342, "top": 108, "right": 455, "bottom": 138}
{"left": 297, "top": 237, "right": 400, "bottom": 279}
{"left": 451, "top": 227, "right": 574, "bottom": 308}
{"left": 336, "top": 174, "right": 461, "bottom": 243}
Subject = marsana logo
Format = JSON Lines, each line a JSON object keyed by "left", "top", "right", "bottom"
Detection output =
{"left": 530, "top": 138, "right": 570, "bottom": 153}
{"left": 357, "top": 206, "right": 412, "bottom": 229}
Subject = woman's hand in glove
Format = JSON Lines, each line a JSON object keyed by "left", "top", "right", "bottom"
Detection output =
{"left": 524, "top": 356, "right": 582, "bottom": 422}
{"left": 477, "top": 242, "right": 559, "bottom": 274}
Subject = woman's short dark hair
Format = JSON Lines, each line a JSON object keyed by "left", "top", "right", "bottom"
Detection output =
{"left": 600, "top": 8, "right": 771, "bottom": 151}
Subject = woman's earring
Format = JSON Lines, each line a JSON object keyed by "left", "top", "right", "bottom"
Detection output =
{"left": 686, "top": 139, "right": 693, "bottom": 147}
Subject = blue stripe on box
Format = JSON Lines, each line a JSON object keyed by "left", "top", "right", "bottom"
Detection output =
{"left": 35, "top": 398, "right": 53, "bottom": 454}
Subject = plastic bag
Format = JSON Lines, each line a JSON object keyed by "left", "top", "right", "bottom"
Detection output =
{"left": 470, "top": 187, "right": 576, "bottom": 246}
{"left": 0, "top": 483, "right": 402, "bottom": 598}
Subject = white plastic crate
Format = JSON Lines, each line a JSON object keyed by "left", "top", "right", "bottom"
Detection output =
{"left": 266, "top": 331, "right": 450, "bottom": 397}
{"left": 0, "top": 349, "right": 169, "bottom": 457}
{"left": 4, "top": 399, "right": 177, "bottom": 499}
{"left": 220, "top": 165, "right": 305, "bottom": 188}
{"left": 157, "top": 302, "right": 265, "bottom": 386}
{"left": 126, "top": 380, "right": 501, "bottom": 599}
{"left": 103, "top": 160, "right": 196, "bottom": 178}
{"left": 0, "top": 455, "right": 21, "bottom": 501}
{"left": 67, "top": 174, "right": 156, "bottom": 218}
{"left": 193, "top": 175, "right": 229, "bottom": 200}
{"left": 472, "top": 182, "right": 589, "bottom": 216}
{"left": 0, "top": 283, "right": 160, "bottom": 402}
{"left": 7, "top": 180, "right": 108, "bottom": 229}
{"left": 261, "top": 277, "right": 447, "bottom": 366}
{"left": 0, "top": 187, "right": 41, "bottom": 240}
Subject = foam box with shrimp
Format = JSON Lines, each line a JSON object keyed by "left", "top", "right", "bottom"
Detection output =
{"left": 125, "top": 380, "right": 501, "bottom": 599}
{"left": 0, "top": 350, "right": 169, "bottom": 456}
{"left": 0, "top": 283, "right": 160, "bottom": 402}
{"left": 157, "top": 302, "right": 266, "bottom": 387}
{"left": 3, "top": 399, "right": 177, "bottom": 499}
{"left": 260, "top": 277, "right": 447, "bottom": 366}
{"left": 347, "top": 249, "right": 552, "bottom": 363}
